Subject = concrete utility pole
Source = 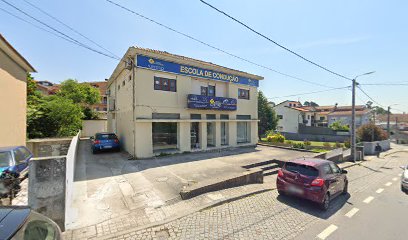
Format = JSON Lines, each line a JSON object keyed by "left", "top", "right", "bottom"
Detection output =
{"left": 351, "top": 71, "right": 375, "bottom": 162}
{"left": 387, "top": 106, "right": 391, "bottom": 138}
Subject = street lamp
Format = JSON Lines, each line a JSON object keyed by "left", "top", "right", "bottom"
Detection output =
{"left": 351, "top": 71, "right": 375, "bottom": 162}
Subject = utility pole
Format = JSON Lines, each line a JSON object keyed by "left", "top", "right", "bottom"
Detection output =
{"left": 387, "top": 106, "right": 391, "bottom": 138}
{"left": 351, "top": 79, "right": 357, "bottom": 162}
{"left": 351, "top": 71, "right": 375, "bottom": 162}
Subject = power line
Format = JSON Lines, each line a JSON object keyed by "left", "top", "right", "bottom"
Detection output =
{"left": 199, "top": 0, "right": 353, "bottom": 81}
{"left": 0, "top": 7, "right": 80, "bottom": 45}
{"left": 357, "top": 85, "right": 385, "bottom": 108}
{"left": 268, "top": 86, "right": 350, "bottom": 99}
{"left": 105, "top": 0, "right": 335, "bottom": 88}
{"left": 1, "top": 0, "right": 120, "bottom": 60}
{"left": 22, "top": 0, "right": 120, "bottom": 59}
{"left": 360, "top": 83, "right": 408, "bottom": 86}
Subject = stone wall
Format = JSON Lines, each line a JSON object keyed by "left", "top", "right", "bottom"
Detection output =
{"left": 26, "top": 137, "right": 72, "bottom": 157}
{"left": 28, "top": 156, "right": 66, "bottom": 231}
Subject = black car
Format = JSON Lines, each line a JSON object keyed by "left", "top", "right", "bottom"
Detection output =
{"left": 0, "top": 206, "right": 61, "bottom": 240}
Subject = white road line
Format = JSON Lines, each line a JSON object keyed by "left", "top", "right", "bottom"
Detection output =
{"left": 399, "top": 173, "right": 402, "bottom": 177}
{"left": 317, "top": 224, "right": 338, "bottom": 240}
{"left": 345, "top": 208, "right": 359, "bottom": 218}
{"left": 385, "top": 182, "right": 393, "bottom": 187}
{"left": 363, "top": 196, "right": 375, "bottom": 204}
{"left": 392, "top": 177, "right": 398, "bottom": 181}
{"left": 376, "top": 188, "right": 384, "bottom": 193}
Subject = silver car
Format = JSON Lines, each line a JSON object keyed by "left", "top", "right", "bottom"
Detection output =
{"left": 401, "top": 165, "right": 408, "bottom": 192}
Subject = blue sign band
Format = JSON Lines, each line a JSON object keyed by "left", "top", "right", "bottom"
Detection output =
{"left": 136, "top": 55, "right": 259, "bottom": 87}
{"left": 187, "top": 94, "right": 237, "bottom": 111}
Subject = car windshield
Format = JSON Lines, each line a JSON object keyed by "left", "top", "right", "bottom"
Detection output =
{"left": 0, "top": 151, "right": 12, "bottom": 168}
{"left": 96, "top": 134, "right": 117, "bottom": 140}
{"left": 285, "top": 162, "right": 319, "bottom": 177}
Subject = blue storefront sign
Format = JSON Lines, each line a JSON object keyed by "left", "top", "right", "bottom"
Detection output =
{"left": 136, "top": 55, "right": 259, "bottom": 87}
{"left": 187, "top": 94, "right": 237, "bottom": 111}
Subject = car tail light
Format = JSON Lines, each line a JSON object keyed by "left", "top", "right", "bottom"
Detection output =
{"left": 311, "top": 177, "right": 325, "bottom": 187}
{"left": 114, "top": 139, "right": 119, "bottom": 143}
{"left": 278, "top": 169, "right": 284, "bottom": 177}
{"left": 94, "top": 140, "right": 100, "bottom": 144}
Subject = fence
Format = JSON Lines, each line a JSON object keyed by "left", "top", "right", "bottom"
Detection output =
{"left": 282, "top": 132, "right": 349, "bottom": 142}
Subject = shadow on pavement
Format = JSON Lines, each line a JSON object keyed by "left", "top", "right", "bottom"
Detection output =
{"left": 276, "top": 192, "right": 351, "bottom": 220}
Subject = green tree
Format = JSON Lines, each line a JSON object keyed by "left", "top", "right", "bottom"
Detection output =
{"left": 329, "top": 120, "right": 350, "bottom": 131}
{"left": 357, "top": 123, "right": 388, "bottom": 142}
{"left": 258, "top": 91, "right": 278, "bottom": 140}
{"left": 58, "top": 79, "right": 100, "bottom": 105}
{"left": 304, "top": 101, "right": 319, "bottom": 107}
{"left": 372, "top": 106, "right": 390, "bottom": 115}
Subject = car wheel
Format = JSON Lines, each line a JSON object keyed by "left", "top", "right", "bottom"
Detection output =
{"left": 320, "top": 193, "right": 330, "bottom": 211}
{"left": 92, "top": 149, "right": 97, "bottom": 154}
{"left": 342, "top": 181, "right": 348, "bottom": 195}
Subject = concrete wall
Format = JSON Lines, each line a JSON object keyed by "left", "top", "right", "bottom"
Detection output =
{"left": 362, "top": 140, "right": 391, "bottom": 155}
{"left": 26, "top": 138, "right": 72, "bottom": 157}
{"left": 28, "top": 156, "right": 67, "bottom": 230}
{"left": 81, "top": 120, "right": 107, "bottom": 137}
{"left": 65, "top": 132, "right": 79, "bottom": 229}
{"left": 0, "top": 48, "right": 27, "bottom": 147}
{"left": 299, "top": 125, "right": 339, "bottom": 135}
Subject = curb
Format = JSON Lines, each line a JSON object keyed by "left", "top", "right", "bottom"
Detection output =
{"left": 341, "top": 161, "right": 362, "bottom": 169}
{"left": 95, "top": 187, "right": 273, "bottom": 240}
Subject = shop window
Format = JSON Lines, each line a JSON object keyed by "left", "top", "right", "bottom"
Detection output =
{"left": 154, "top": 77, "right": 176, "bottom": 92}
{"left": 221, "top": 122, "right": 228, "bottom": 145}
{"left": 191, "top": 114, "right": 201, "bottom": 120}
{"left": 237, "top": 122, "right": 250, "bottom": 143}
{"left": 207, "top": 122, "right": 216, "bottom": 147}
{"left": 238, "top": 89, "right": 250, "bottom": 100}
{"left": 220, "top": 114, "right": 229, "bottom": 120}
{"left": 191, "top": 122, "right": 200, "bottom": 149}
{"left": 206, "top": 114, "right": 216, "bottom": 120}
{"left": 237, "top": 115, "right": 251, "bottom": 120}
{"left": 152, "top": 122, "right": 178, "bottom": 151}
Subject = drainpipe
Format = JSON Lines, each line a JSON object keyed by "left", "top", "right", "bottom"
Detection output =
{"left": 131, "top": 57, "right": 136, "bottom": 159}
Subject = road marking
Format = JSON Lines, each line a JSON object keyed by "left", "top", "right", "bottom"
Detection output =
{"left": 376, "top": 188, "right": 384, "bottom": 193}
{"left": 317, "top": 224, "right": 338, "bottom": 240}
{"left": 399, "top": 173, "right": 402, "bottom": 177}
{"left": 363, "top": 196, "right": 374, "bottom": 204}
{"left": 392, "top": 177, "right": 398, "bottom": 181}
{"left": 345, "top": 208, "right": 359, "bottom": 218}
{"left": 385, "top": 182, "right": 393, "bottom": 187}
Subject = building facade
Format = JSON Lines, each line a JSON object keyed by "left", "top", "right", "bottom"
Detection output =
{"left": 0, "top": 34, "right": 35, "bottom": 147}
{"left": 107, "top": 47, "right": 263, "bottom": 158}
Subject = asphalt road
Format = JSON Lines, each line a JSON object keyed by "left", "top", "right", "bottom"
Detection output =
{"left": 296, "top": 151, "right": 408, "bottom": 240}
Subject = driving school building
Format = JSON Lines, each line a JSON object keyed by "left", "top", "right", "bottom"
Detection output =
{"left": 107, "top": 47, "right": 264, "bottom": 158}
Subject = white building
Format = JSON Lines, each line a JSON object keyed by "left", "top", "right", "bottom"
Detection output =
{"left": 107, "top": 47, "right": 263, "bottom": 158}
{"left": 274, "top": 100, "right": 312, "bottom": 133}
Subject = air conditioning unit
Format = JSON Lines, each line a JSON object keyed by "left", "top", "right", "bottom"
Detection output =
{"left": 125, "top": 60, "right": 133, "bottom": 70}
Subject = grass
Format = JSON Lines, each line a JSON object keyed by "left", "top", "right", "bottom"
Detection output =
{"left": 260, "top": 138, "right": 336, "bottom": 147}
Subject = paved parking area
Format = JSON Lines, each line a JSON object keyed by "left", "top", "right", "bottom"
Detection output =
{"left": 67, "top": 140, "right": 313, "bottom": 230}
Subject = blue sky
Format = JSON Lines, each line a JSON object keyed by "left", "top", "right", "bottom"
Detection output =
{"left": 1, "top": 0, "right": 407, "bottom": 112}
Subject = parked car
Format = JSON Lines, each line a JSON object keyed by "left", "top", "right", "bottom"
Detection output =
{"left": 0, "top": 146, "right": 32, "bottom": 178}
{"left": 400, "top": 165, "right": 408, "bottom": 192}
{"left": 276, "top": 158, "right": 348, "bottom": 210}
{"left": 0, "top": 206, "right": 61, "bottom": 240}
{"left": 91, "top": 132, "right": 120, "bottom": 154}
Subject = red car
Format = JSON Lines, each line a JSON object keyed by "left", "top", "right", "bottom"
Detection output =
{"left": 276, "top": 158, "right": 348, "bottom": 210}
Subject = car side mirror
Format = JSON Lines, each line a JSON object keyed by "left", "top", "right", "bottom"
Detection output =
{"left": 341, "top": 169, "right": 348, "bottom": 174}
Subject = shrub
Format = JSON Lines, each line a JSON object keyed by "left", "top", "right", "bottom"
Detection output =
{"left": 357, "top": 123, "right": 388, "bottom": 142}
{"left": 267, "top": 133, "right": 285, "bottom": 143}
{"left": 329, "top": 120, "right": 350, "bottom": 131}
{"left": 344, "top": 139, "right": 351, "bottom": 148}
{"left": 303, "top": 140, "right": 311, "bottom": 146}
{"left": 285, "top": 140, "right": 293, "bottom": 145}
{"left": 335, "top": 142, "right": 343, "bottom": 148}
{"left": 323, "top": 142, "right": 331, "bottom": 148}
{"left": 293, "top": 143, "right": 305, "bottom": 149}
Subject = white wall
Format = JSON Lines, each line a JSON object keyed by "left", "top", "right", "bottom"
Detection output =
{"left": 81, "top": 120, "right": 108, "bottom": 137}
{"left": 274, "top": 105, "right": 301, "bottom": 133}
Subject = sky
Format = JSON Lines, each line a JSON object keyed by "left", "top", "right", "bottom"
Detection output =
{"left": 1, "top": 0, "right": 407, "bottom": 112}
